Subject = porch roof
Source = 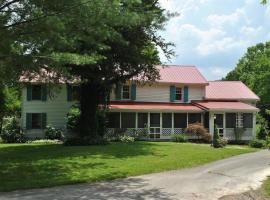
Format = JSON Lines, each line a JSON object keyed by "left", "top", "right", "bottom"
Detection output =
{"left": 194, "top": 101, "right": 259, "bottom": 112}
{"left": 109, "top": 102, "right": 202, "bottom": 111}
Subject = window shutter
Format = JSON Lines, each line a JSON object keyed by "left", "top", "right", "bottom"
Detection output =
{"left": 184, "top": 86, "right": 189, "bottom": 103}
{"left": 67, "top": 85, "right": 73, "bottom": 101}
{"left": 41, "top": 84, "right": 47, "bottom": 101}
{"left": 26, "top": 113, "right": 32, "bottom": 129}
{"left": 115, "top": 82, "right": 122, "bottom": 100}
{"left": 41, "top": 113, "right": 47, "bottom": 129}
{"left": 131, "top": 83, "right": 136, "bottom": 101}
{"left": 27, "top": 85, "right": 32, "bottom": 101}
{"left": 170, "top": 85, "right": 176, "bottom": 102}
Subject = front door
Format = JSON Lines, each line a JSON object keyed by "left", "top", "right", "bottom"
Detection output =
{"left": 214, "top": 114, "right": 224, "bottom": 137}
{"left": 150, "top": 113, "right": 160, "bottom": 139}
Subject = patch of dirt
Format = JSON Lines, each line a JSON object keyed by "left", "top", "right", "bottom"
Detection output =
{"left": 219, "top": 188, "right": 269, "bottom": 200}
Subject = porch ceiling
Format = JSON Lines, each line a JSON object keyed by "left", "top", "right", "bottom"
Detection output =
{"left": 194, "top": 101, "right": 259, "bottom": 112}
{"left": 109, "top": 102, "right": 202, "bottom": 111}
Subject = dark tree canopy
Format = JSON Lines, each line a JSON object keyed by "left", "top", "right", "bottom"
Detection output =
{"left": 0, "top": 0, "right": 174, "bottom": 142}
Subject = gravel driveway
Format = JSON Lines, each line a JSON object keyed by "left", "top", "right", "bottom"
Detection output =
{"left": 0, "top": 150, "right": 269, "bottom": 200}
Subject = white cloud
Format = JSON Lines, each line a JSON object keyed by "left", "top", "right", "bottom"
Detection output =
{"left": 240, "top": 26, "right": 263, "bottom": 38}
{"left": 210, "top": 67, "right": 228, "bottom": 77}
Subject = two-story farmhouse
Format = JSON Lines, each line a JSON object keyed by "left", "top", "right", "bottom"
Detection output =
{"left": 20, "top": 65, "right": 259, "bottom": 141}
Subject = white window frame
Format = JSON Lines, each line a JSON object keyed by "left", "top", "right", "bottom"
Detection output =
{"left": 175, "top": 87, "right": 182, "bottom": 101}
{"left": 122, "top": 85, "right": 131, "bottom": 100}
{"left": 236, "top": 113, "right": 243, "bottom": 128}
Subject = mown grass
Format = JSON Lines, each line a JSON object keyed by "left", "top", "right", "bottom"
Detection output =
{"left": 263, "top": 177, "right": 270, "bottom": 197}
{"left": 0, "top": 142, "right": 257, "bottom": 192}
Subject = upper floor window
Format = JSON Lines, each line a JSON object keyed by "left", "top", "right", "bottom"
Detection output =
{"left": 67, "top": 85, "right": 81, "bottom": 101}
{"left": 122, "top": 85, "right": 130, "bottom": 99}
{"left": 32, "top": 85, "right": 42, "bottom": 100}
{"left": 27, "top": 84, "right": 47, "bottom": 101}
{"left": 175, "top": 87, "right": 182, "bottom": 101}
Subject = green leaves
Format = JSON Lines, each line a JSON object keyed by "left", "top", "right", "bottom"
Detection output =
{"left": 50, "top": 53, "right": 104, "bottom": 65}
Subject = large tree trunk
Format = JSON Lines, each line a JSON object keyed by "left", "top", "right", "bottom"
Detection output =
{"left": 79, "top": 81, "right": 100, "bottom": 139}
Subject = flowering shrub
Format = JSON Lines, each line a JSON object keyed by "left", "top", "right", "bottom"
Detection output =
{"left": 185, "top": 123, "right": 211, "bottom": 142}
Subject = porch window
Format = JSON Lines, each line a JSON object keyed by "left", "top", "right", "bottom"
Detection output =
{"left": 226, "top": 113, "right": 236, "bottom": 128}
{"left": 188, "top": 113, "right": 201, "bottom": 124}
{"left": 236, "top": 113, "right": 243, "bottom": 128}
{"left": 107, "top": 112, "right": 120, "bottom": 128}
{"left": 138, "top": 113, "right": 148, "bottom": 128}
{"left": 243, "top": 113, "right": 253, "bottom": 128}
{"left": 122, "top": 85, "right": 130, "bottom": 99}
{"left": 150, "top": 113, "right": 160, "bottom": 127}
{"left": 174, "top": 113, "right": 187, "bottom": 128}
{"left": 162, "top": 113, "right": 172, "bottom": 128}
{"left": 175, "top": 88, "right": 182, "bottom": 101}
{"left": 121, "top": 112, "right": 135, "bottom": 128}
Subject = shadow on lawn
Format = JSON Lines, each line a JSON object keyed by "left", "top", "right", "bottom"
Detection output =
{"left": 0, "top": 177, "right": 176, "bottom": 200}
{"left": 0, "top": 142, "right": 170, "bottom": 191}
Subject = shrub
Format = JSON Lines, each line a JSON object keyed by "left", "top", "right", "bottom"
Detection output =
{"left": 234, "top": 128, "right": 245, "bottom": 141}
{"left": 265, "top": 136, "right": 270, "bottom": 149}
{"left": 185, "top": 123, "right": 211, "bottom": 142}
{"left": 119, "top": 135, "right": 135, "bottom": 143}
{"left": 66, "top": 105, "right": 80, "bottom": 133}
{"left": 27, "top": 139, "right": 62, "bottom": 144}
{"left": 213, "top": 125, "right": 227, "bottom": 148}
{"left": 171, "top": 134, "right": 187, "bottom": 143}
{"left": 0, "top": 117, "right": 25, "bottom": 143}
{"left": 249, "top": 139, "right": 265, "bottom": 148}
{"left": 45, "top": 125, "right": 64, "bottom": 140}
{"left": 256, "top": 114, "right": 269, "bottom": 140}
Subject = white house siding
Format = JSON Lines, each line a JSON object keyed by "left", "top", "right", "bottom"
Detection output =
{"left": 21, "top": 85, "right": 74, "bottom": 138}
{"left": 110, "top": 83, "right": 206, "bottom": 103}
{"left": 189, "top": 86, "right": 205, "bottom": 101}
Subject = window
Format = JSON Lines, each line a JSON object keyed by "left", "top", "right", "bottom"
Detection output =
{"left": 236, "top": 113, "right": 243, "bottom": 128}
{"left": 32, "top": 113, "right": 42, "bottom": 129}
{"left": 26, "top": 113, "right": 46, "bottom": 129}
{"left": 150, "top": 113, "right": 160, "bottom": 127}
{"left": 243, "top": 113, "right": 253, "bottom": 128}
{"left": 67, "top": 85, "right": 81, "bottom": 101}
{"left": 204, "top": 112, "right": 209, "bottom": 128}
{"left": 188, "top": 113, "right": 201, "bottom": 124}
{"left": 32, "top": 85, "right": 42, "bottom": 100}
{"left": 174, "top": 113, "right": 187, "bottom": 128}
{"left": 72, "top": 86, "right": 80, "bottom": 101}
{"left": 226, "top": 113, "right": 236, "bottom": 128}
{"left": 121, "top": 112, "right": 136, "bottom": 128}
{"left": 162, "top": 113, "right": 172, "bottom": 128}
{"left": 175, "top": 87, "right": 182, "bottom": 101}
{"left": 122, "top": 85, "right": 130, "bottom": 99}
{"left": 215, "top": 114, "right": 223, "bottom": 128}
{"left": 138, "top": 113, "right": 148, "bottom": 128}
{"left": 107, "top": 112, "right": 120, "bottom": 128}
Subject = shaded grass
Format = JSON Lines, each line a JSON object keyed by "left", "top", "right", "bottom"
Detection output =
{"left": 0, "top": 142, "right": 257, "bottom": 192}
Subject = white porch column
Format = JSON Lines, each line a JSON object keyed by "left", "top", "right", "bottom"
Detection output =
{"left": 252, "top": 112, "right": 256, "bottom": 137}
{"left": 120, "top": 112, "right": 122, "bottom": 128}
{"left": 209, "top": 112, "right": 215, "bottom": 135}
{"left": 223, "top": 112, "right": 226, "bottom": 137}
{"left": 186, "top": 113, "right": 189, "bottom": 127}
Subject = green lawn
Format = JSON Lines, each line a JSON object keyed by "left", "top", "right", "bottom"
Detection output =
{"left": 0, "top": 142, "right": 256, "bottom": 192}
{"left": 264, "top": 177, "right": 270, "bottom": 197}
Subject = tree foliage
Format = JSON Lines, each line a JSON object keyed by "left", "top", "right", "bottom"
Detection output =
{"left": 0, "top": 0, "right": 174, "bottom": 142}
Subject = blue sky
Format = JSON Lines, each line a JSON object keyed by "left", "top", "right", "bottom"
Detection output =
{"left": 159, "top": 0, "right": 270, "bottom": 80}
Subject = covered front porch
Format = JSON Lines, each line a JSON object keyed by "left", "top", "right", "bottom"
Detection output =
{"left": 106, "top": 102, "right": 258, "bottom": 141}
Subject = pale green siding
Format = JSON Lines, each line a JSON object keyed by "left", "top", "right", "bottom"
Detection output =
{"left": 21, "top": 85, "right": 75, "bottom": 138}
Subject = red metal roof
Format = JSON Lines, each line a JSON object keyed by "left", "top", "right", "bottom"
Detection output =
{"left": 156, "top": 65, "right": 208, "bottom": 85}
{"left": 206, "top": 81, "right": 259, "bottom": 101}
{"left": 109, "top": 102, "right": 202, "bottom": 111}
{"left": 195, "top": 101, "right": 259, "bottom": 111}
